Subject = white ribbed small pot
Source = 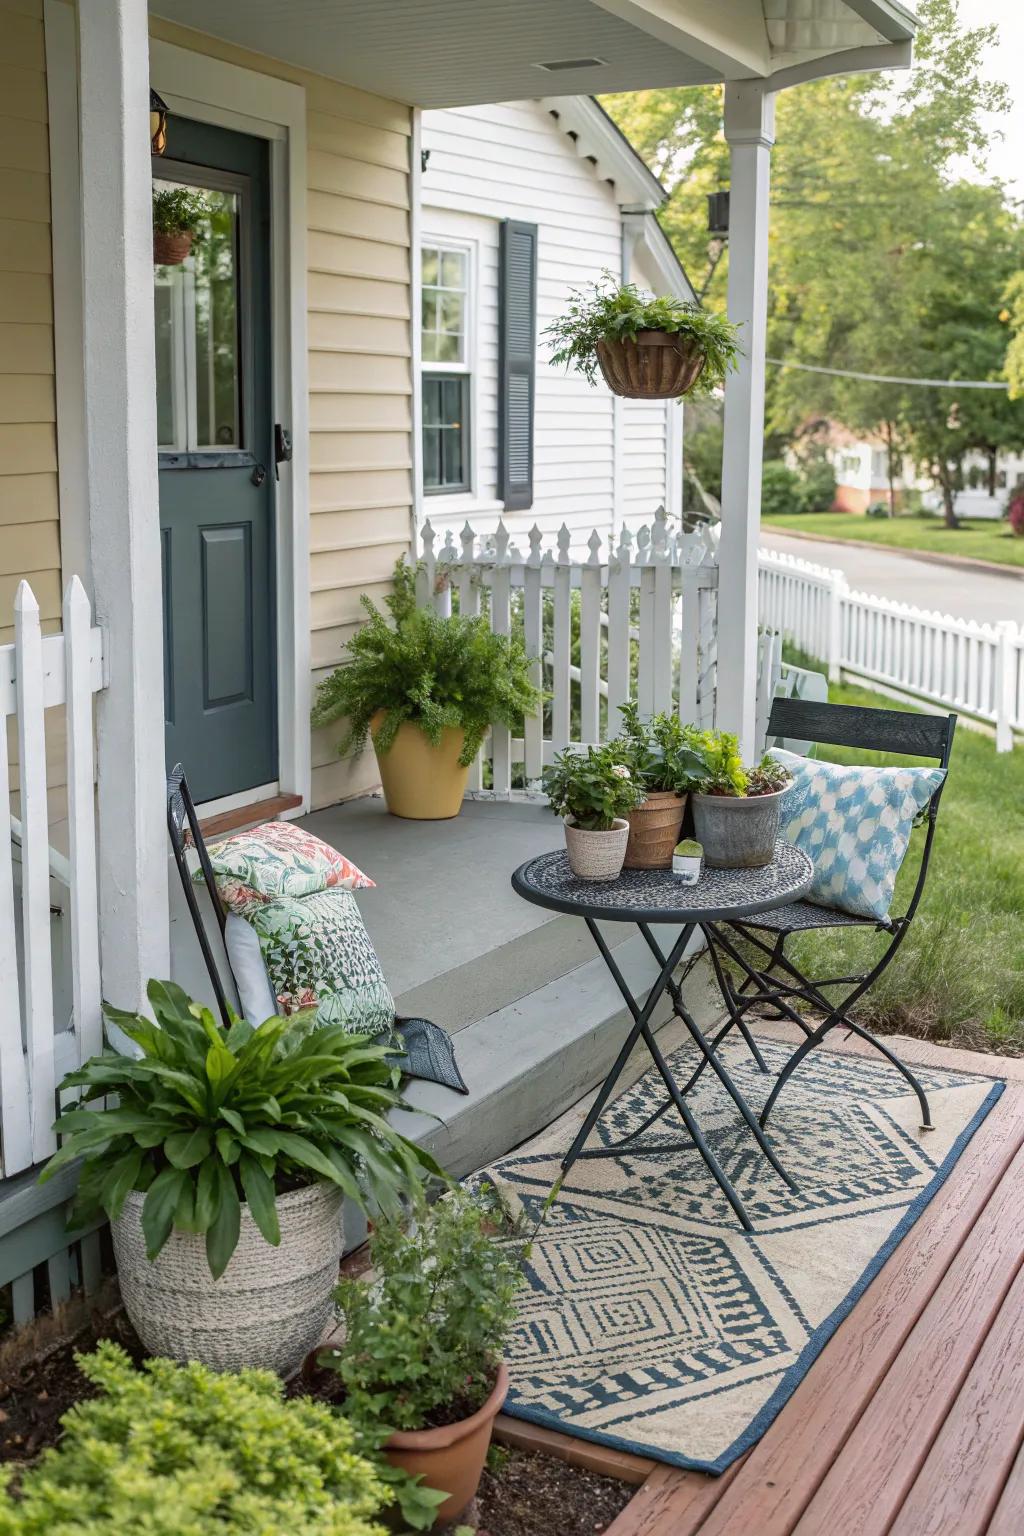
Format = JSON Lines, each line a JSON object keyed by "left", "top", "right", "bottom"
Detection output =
{"left": 112, "top": 1182, "right": 343, "bottom": 1377}
{"left": 564, "top": 817, "right": 629, "bottom": 881}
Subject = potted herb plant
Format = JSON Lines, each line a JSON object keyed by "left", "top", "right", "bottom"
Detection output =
{"left": 40, "top": 980, "right": 440, "bottom": 1378}
{"left": 312, "top": 561, "right": 541, "bottom": 820}
{"left": 323, "top": 1188, "right": 523, "bottom": 1527}
{"left": 690, "top": 732, "right": 792, "bottom": 868}
{"left": 672, "top": 837, "right": 704, "bottom": 885}
{"left": 613, "top": 703, "right": 709, "bottom": 869}
{"left": 152, "top": 185, "right": 207, "bottom": 266}
{"left": 543, "top": 744, "right": 644, "bottom": 880}
{"left": 546, "top": 276, "right": 741, "bottom": 401}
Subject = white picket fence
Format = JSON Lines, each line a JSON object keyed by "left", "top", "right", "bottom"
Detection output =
{"left": 1, "top": 578, "right": 106, "bottom": 1319}
{"left": 758, "top": 548, "right": 1024, "bottom": 751}
{"left": 416, "top": 511, "right": 783, "bottom": 789}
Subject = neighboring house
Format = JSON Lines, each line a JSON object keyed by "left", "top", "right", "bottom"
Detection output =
{"left": 417, "top": 97, "right": 694, "bottom": 552}
{"left": 824, "top": 425, "right": 1022, "bottom": 518}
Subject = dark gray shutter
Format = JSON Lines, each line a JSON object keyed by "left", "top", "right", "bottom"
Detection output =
{"left": 498, "top": 219, "right": 537, "bottom": 511}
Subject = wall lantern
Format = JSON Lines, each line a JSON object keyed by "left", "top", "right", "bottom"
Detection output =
{"left": 707, "top": 189, "right": 730, "bottom": 239}
{"left": 150, "top": 88, "right": 168, "bottom": 156}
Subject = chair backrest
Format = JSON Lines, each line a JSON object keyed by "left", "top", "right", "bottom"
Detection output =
{"left": 166, "top": 765, "right": 233, "bottom": 1026}
{"left": 765, "top": 697, "right": 956, "bottom": 924}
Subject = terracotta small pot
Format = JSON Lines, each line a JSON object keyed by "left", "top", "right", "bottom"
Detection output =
{"left": 154, "top": 229, "right": 193, "bottom": 265}
{"left": 385, "top": 1363, "right": 509, "bottom": 1526}
{"left": 595, "top": 330, "right": 706, "bottom": 399}
{"left": 564, "top": 817, "right": 629, "bottom": 881}
{"left": 370, "top": 711, "right": 469, "bottom": 820}
{"left": 624, "top": 790, "right": 686, "bottom": 869}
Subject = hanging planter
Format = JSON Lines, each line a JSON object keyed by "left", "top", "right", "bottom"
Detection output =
{"left": 152, "top": 185, "right": 208, "bottom": 268}
{"left": 546, "top": 277, "right": 741, "bottom": 401}
{"left": 596, "top": 330, "right": 706, "bottom": 400}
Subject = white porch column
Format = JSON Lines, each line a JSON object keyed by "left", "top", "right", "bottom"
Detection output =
{"left": 79, "top": 0, "right": 169, "bottom": 1009}
{"left": 717, "top": 82, "right": 775, "bottom": 759}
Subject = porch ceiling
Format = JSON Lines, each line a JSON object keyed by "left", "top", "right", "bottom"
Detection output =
{"left": 148, "top": 0, "right": 917, "bottom": 109}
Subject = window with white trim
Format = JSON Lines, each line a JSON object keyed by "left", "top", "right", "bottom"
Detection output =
{"left": 421, "top": 242, "right": 471, "bottom": 494}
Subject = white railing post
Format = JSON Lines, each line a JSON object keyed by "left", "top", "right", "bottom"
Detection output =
{"left": 522, "top": 525, "right": 544, "bottom": 785}
{"left": 63, "top": 576, "right": 103, "bottom": 1064}
{"left": 606, "top": 525, "right": 632, "bottom": 726}
{"left": 0, "top": 705, "right": 30, "bottom": 1174}
{"left": 995, "top": 620, "right": 1017, "bottom": 754}
{"left": 828, "top": 570, "right": 845, "bottom": 683}
{"left": 579, "top": 531, "right": 602, "bottom": 745}
{"left": 551, "top": 525, "right": 572, "bottom": 754}
{"left": 490, "top": 520, "right": 512, "bottom": 794}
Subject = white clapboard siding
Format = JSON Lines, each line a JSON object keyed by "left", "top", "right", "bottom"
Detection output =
{"left": 413, "top": 510, "right": 783, "bottom": 794}
{"left": 1, "top": 577, "right": 104, "bottom": 1177}
{"left": 758, "top": 546, "right": 1024, "bottom": 751}
{"left": 421, "top": 100, "right": 674, "bottom": 551}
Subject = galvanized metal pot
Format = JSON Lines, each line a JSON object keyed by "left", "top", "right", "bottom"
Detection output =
{"left": 691, "top": 789, "right": 786, "bottom": 869}
{"left": 113, "top": 1182, "right": 343, "bottom": 1377}
{"left": 624, "top": 790, "right": 687, "bottom": 870}
{"left": 564, "top": 817, "right": 629, "bottom": 881}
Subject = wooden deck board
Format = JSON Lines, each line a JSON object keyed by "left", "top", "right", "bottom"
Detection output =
{"left": 601, "top": 1035, "right": 1024, "bottom": 1536}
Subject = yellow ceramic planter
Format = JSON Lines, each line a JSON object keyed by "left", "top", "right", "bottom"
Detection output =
{"left": 370, "top": 713, "right": 469, "bottom": 820}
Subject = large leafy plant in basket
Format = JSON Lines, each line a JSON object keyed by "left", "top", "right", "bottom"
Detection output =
{"left": 312, "top": 560, "right": 541, "bottom": 766}
{"left": 41, "top": 980, "right": 441, "bottom": 1278}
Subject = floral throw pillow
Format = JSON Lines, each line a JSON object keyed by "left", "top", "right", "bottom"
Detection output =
{"left": 245, "top": 889, "right": 395, "bottom": 1035}
{"left": 199, "top": 821, "right": 374, "bottom": 913}
{"left": 768, "top": 747, "right": 945, "bottom": 922}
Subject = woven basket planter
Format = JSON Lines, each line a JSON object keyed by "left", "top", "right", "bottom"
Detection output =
{"left": 112, "top": 1182, "right": 343, "bottom": 1377}
{"left": 596, "top": 330, "right": 706, "bottom": 400}
{"left": 153, "top": 229, "right": 193, "bottom": 266}
{"left": 564, "top": 817, "right": 629, "bottom": 881}
{"left": 624, "top": 791, "right": 687, "bottom": 870}
{"left": 691, "top": 788, "right": 787, "bottom": 870}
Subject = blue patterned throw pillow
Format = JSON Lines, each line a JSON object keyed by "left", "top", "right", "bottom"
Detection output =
{"left": 768, "top": 748, "right": 945, "bottom": 921}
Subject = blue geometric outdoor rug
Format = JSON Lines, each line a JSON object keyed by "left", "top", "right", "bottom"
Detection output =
{"left": 482, "top": 1036, "right": 1003, "bottom": 1473}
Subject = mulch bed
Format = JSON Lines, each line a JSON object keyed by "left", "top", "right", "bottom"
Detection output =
{"left": 476, "top": 1445, "right": 632, "bottom": 1536}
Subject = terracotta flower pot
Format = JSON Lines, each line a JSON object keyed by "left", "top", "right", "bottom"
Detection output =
{"left": 153, "top": 229, "right": 193, "bottom": 266}
{"left": 595, "top": 330, "right": 706, "bottom": 399}
{"left": 385, "top": 1363, "right": 509, "bottom": 1526}
{"left": 370, "top": 711, "right": 469, "bottom": 819}
{"left": 563, "top": 817, "right": 629, "bottom": 881}
{"left": 624, "top": 790, "right": 687, "bottom": 870}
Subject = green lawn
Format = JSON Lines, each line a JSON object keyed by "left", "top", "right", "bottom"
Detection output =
{"left": 762, "top": 510, "right": 1024, "bottom": 570}
{"left": 769, "top": 675, "right": 1024, "bottom": 1056}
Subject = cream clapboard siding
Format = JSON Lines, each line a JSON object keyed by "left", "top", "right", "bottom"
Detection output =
{"left": 420, "top": 100, "right": 671, "bottom": 549}
{"left": 0, "top": 0, "right": 60, "bottom": 646}
{"left": 149, "top": 21, "right": 413, "bottom": 809}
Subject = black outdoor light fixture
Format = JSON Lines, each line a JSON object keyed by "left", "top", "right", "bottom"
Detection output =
{"left": 707, "top": 189, "right": 730, "bottom": 239}
{"left": 150, "top": 88, "right": 168, "bottom": 155}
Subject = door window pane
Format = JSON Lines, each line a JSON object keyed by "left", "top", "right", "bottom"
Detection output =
{"left": 422, "top": 374, "right": 469, "bottom": 492}
{"left": 154, "top": 179, "right": 242, "bottom": 451}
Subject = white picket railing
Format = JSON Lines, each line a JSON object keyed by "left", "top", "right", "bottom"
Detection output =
{"left": 758, "top": 547, "right": 1024, "bottom": 751}
{"left": 416, "top": 510, "right": 782, "bottom": 791}
{"left": 1, "top": 578, "right": 105, "bottom": 1181}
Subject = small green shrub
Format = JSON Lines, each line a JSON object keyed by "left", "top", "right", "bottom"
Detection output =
{"left": 543, "top": 744, "right": 645, "bottom": 829}
{"left": 152, "top": 186, "right": 207, "bottom": 238}
{"left": 0, "top": 1342, "right": 388, "bottom": 1536}
{"left": 312, "top": 562, "right": 541, "bottom": 766}
{"left": 545, "top": 276, "right": 741, "bottom": 395}
{"left": 797, "top": 457, "right": 837, "bottom": 514}
{"left": 693, "top": 731, "right": 790, "bottom": 798}
{"left": 612, "top": 703, "right": 708, "bottom": 794}
{"left": 41, "top": 980, "right": 439, "bottom": 1278}
{"left": 761, "top": 461, "right": 804, "bottom": 519}
{"left": 325, "top": 1188, "right": 523, "bottom": 1435}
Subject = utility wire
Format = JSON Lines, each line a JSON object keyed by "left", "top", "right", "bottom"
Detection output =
{"left": 766, "top": 358, "right": 1010, "bottom": 390}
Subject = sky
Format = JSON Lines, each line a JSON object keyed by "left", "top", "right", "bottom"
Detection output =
{"left": 960, "top": 0, "right": 1024, "bottom": 196}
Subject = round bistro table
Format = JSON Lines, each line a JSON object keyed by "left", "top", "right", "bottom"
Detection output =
{"left": 511, "top": 840, "right": 815, "bottom": 1231}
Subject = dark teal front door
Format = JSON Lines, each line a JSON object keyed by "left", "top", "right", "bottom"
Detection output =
{"left": 155, "top": 116, "right": 276, "bottom": 804}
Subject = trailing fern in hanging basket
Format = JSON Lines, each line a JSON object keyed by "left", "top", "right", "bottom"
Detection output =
{"left": 546, "top": 276, "right": 741, "bottom": 400}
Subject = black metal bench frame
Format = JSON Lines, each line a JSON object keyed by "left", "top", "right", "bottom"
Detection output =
{"left": 703, "top": 698, "right": 956, "bottom": 1132}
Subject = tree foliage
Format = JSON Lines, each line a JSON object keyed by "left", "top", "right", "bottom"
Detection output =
{"left": 602, "top": 0, "right": 1024, "bottom": 525}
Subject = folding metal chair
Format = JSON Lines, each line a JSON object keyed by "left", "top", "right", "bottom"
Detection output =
{"left": 702, "top": 698, "right": 956, "bottom": 1132}
{"left": 167, "top": 763, "right": 234, "bottom": 1028}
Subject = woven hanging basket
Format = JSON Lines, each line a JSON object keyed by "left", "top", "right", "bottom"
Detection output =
{"left": 153, "top": 229, "right": 193, "bottom": 266}
{"left": 596, "top": 329, "right": 706, "bottom": 400}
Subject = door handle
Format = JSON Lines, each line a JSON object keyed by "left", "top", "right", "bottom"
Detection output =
{"left": 251, "top": 463, "right": 267, "bottom": 487}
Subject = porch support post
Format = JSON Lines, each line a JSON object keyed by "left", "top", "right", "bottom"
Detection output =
{"left": 78, "top": 0, "right": 169, "bottom": 1009}
{"left": 717, "top": 82, "right": 775, "bottom": 759}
